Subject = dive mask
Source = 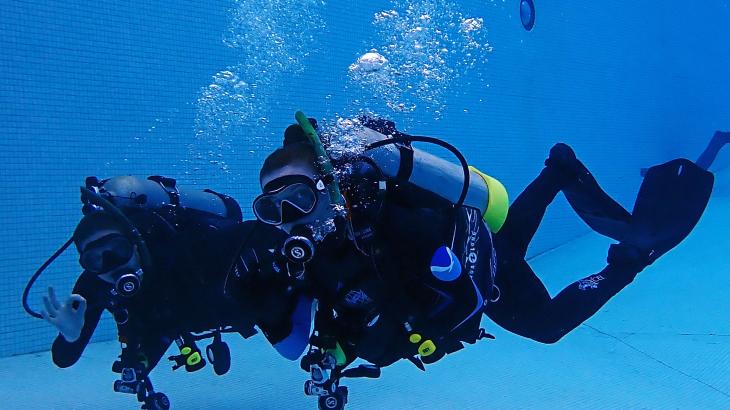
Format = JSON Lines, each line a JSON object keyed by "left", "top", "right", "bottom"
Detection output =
{"left": 79, "top": 233, "right": 143, "bottom": 297}
{"left": 254, "top": 176, "right": 324, "bottom": 226}
{"left": 79, "top": 233, "right": 135, "bottom": 274}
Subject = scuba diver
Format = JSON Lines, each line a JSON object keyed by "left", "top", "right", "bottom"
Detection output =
{"left": 251, "top": 112, "right": 714, "bottom": 410}
{"left": 23, "top": 175, "right": 300, "bottom": 410}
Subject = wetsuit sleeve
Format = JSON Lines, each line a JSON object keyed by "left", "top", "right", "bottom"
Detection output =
{"left": 51, "top": 273, "right": 106, "bottom": 368}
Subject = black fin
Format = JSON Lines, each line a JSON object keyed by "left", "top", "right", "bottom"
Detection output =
{"left": 625, "top": 158, "right": 714, "bottom": 262}
{"left": 562, "top": 172, "right": 632, "bottom": 241}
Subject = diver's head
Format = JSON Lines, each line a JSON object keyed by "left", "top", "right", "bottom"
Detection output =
{"left": 255, "top": 141, "right": 334, "bottom": 237}
{"left": 73, "top": 212, "right": 143, "bottom": 297}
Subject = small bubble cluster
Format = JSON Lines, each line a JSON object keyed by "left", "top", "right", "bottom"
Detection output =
{"left": 349, "top": 0, "right": 492, "bottom": 120}
{"left": 321, "top": 117, "right": 370, "bottom": 161}
{"left": 191, "top": 0, "right": 325, "bottom": 179}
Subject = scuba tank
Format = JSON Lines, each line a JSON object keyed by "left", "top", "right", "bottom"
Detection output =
{"left": 354, "top": 120, "right": 509, "bottom": 234}
{"left": 83, "top": 175, "right": 240, "bottom": 221}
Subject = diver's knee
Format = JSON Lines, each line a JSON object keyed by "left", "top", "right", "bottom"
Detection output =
{"left": 52, "top": 355, "right": 76, "bottom": 368}
{"left": 530, "top": 332, "right": 564, "bottom": 345}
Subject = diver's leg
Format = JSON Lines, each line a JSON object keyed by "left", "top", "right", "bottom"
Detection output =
{"left": 547, "top": 143, "right": 632, "bottom": 241}
{"left": 496, "top": 166, "right": 563, "bottom": 258}
{"left": 484, "top": 249, "right": 552, "bottom": 340}
{"left": 485, "top": 242, "right": 643, "bottom": 344}
{"left": 498, "top": 143, "right": 632, "bottom": 257}
{"left": 696, "top": 131, "right": 730, "bottom": 170}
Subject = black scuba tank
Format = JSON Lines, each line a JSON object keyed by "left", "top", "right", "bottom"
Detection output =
{"left": 85, "top": 175, "right": 242, "bottom": 222}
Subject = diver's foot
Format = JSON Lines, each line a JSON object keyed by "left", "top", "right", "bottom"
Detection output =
{"left": 544, "top": 143, "right": 591, "bottom": 187}
{"left": 607, "top": 243, "right": 653, "bottom": 269}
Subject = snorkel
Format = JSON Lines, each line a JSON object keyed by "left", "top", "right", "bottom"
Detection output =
{"left": 270, "top": 112, "right": 347, "bottom": 270}
{"left": 23, "top": 184, "right": 156, "bottom": 319}
{"left": 295, "top": 111, "right": 344, "bottom": 208}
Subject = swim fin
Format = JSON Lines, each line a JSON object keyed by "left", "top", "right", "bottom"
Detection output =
{"left": 546, "top": 143, "right": 632, "bottom": 241}
{"left": 562, "top": 170, "right": 633, "bottom": 242}
{"left": 623, "top": 158, "right": 714, "bottom": 263}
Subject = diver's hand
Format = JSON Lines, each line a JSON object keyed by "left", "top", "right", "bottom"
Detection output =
{"left": 41, "top": 287, "right": 86, "bottom": 343}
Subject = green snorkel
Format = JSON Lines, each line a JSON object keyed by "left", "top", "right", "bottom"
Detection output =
{"left": 295, "top": 111, "right": 344, "bottom": 207}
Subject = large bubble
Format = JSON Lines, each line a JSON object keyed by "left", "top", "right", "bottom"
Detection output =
{"left": 348, "top": 0, "right": 493, "bottom": 120}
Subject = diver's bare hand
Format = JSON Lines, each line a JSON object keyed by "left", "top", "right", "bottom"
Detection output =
{"left": 41, "top": 287, "right": 86, "bottom": 343}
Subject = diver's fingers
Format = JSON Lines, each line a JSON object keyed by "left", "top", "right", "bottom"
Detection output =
{"left": 40, "top": 308, "right": 53, "bottom": 324}
{"left": 42, "top": 296, "right": 57, "bottom": 317}
{"left": 48, "top": 287, "right": 62, "bottom": 310}
{"left": 68, "top": 294, "right": 87, "bottom": 316}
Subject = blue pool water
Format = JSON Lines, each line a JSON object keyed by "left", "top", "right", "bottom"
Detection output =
{"left": 1, "top": 1, "right": 729, "bottom": 408}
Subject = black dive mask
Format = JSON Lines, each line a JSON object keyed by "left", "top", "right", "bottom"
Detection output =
{"left": 254, "top": 175, "right": 324, "bottom": 226}
{"left": 79, "top": 234, "right": 134, "bottom": 274}
{"left": 79, "top": 233, "right": 143, "bottom": 298}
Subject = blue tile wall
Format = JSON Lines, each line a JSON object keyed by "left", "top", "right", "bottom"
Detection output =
{"left": 1, "top": 0, "right": 728, "bottom": 357}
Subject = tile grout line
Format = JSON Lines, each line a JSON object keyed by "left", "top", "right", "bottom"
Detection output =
{"left": 583, "top": 324, "right": 730, "bottom": 399}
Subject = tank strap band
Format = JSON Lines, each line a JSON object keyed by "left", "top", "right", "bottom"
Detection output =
{"left": 395, "top": 143, "right": 414, "bottom": 180}
{"left": 148, "top": 176, "right": 180, "bottom": 207}
{"left": 204, "top": 189, "right": 243, "bottom": 222}
{"left": 468, "top": 166, "right": 509, "bottom": 233}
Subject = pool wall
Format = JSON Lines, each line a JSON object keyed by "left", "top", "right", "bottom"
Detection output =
{"left": 1, "top": 0, "right": 728, "bottom": 357}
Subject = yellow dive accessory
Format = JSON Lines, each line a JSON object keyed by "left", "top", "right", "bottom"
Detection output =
{"left": 172, "top": 336, "right": 207, "bottom": 372}
{"left": 295, "top": 111, "right": 344, "bottom": 206}
{"left": 187, "top": 351, "right": 202, "bottom": 366}
{"left": 407, "top": 332, "right": 436, "bottom": 357}
{"left": 469, "top": 166, "right": 509, "bottom": 233}
{"left": 418, "top": 340, "right": 436, "bottom": 357}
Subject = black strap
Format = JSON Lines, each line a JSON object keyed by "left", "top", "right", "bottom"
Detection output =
{"left": 148, "top": 176, "right": 180, "bottom": 207}
{"left": 396, "top": 143, "right": 415, "bottom": 181}
{"left": 204, "top": 189, "right": 243, "bottom": 222}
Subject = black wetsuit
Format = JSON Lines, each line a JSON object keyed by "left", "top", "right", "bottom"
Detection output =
{"left": 52, "top": 217, "right": 293, "bottom": 373}
{"left": 485, "top": 165, "right": 643, "bottom": 344}
{"left": 302, "top": 128, "right": 646, "bottom": 369}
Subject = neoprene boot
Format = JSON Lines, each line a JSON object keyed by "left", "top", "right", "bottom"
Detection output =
{"left": 606, "top": 242, "right": 653, "bottom": 271}
{"left": 544, "top": 143, "right": 592, "bottom": 188}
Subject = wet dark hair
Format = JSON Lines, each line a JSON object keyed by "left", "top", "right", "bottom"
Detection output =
{"left": 259, "top": 143, "right": 317, "bottom": 186}
{"left": 259, "top": 123, "right": 319, "bottom": 187}
{"left": 259, "top": 117, "right": 325, "bottom": 187}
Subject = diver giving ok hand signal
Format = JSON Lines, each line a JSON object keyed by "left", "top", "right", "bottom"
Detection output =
{"left": 41, "top": 286, "right": 87, "bottom": 343}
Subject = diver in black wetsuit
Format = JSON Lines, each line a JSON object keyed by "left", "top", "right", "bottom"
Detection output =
{"left": 251, "top": 113, "right": 714, "bottom": 409}
{"left": 25, "top": 175, "right": 295, "bottom": 410}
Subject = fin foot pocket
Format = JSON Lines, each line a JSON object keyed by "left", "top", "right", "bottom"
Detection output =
{"left": 624, "top": 158, "right": 714, "bottom": 263}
